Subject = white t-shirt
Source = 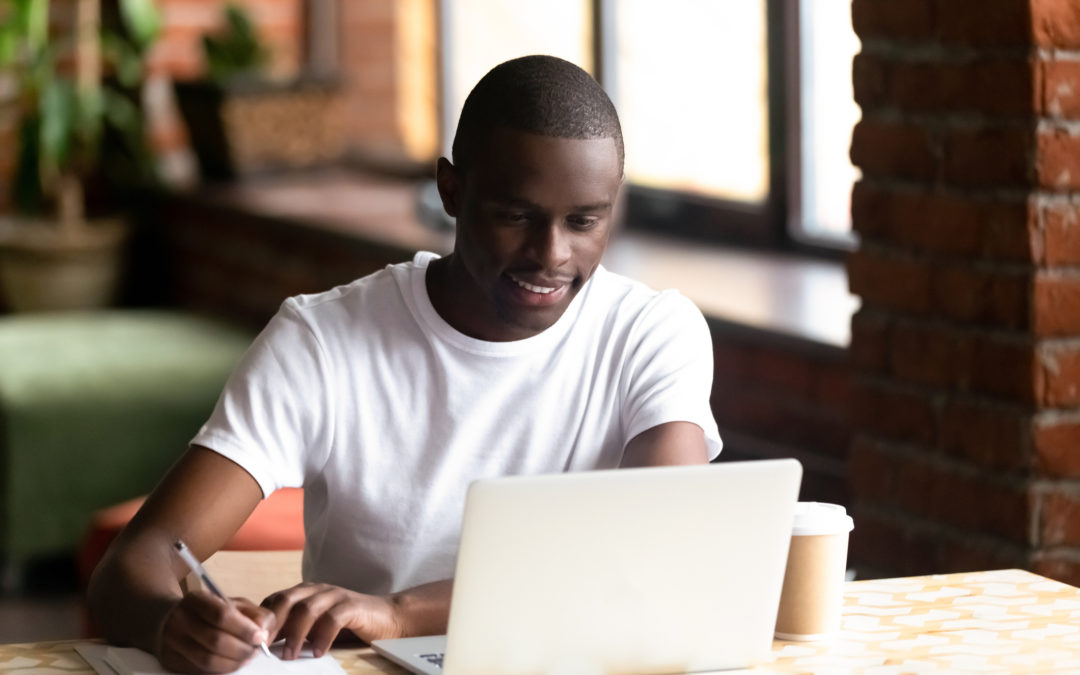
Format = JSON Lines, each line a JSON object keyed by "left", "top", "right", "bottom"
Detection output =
{"left": 192, "top": 252, "right": 721, "bottom": 594}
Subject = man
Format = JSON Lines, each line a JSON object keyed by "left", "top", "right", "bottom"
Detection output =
{"left": 89, "top": 55, "right": 722, "bottom": 673}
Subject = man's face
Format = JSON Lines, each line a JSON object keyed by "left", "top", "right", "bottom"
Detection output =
{"left": 436, "top": 128, "right": 623, "bottom": 341}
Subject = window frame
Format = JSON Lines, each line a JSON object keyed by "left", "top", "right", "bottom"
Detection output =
{"left": 596, "top": 0, "right": 848, "bottom": 259}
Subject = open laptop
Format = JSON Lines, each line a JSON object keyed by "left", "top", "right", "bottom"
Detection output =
{"left": 372, "top": 459, "right": 801, "bottom": 674}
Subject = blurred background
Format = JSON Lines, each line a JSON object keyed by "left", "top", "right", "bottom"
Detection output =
{"left": 2, "top": 0, "right": 1077, "bottom": 647}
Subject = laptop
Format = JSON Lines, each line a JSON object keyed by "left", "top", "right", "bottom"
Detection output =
{"left": 372, "top": 459, "right": 801, "bottom": 674}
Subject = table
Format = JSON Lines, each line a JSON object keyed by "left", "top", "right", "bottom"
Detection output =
{"left": 4, "top": 569, "right": 1079, "bottom": 673}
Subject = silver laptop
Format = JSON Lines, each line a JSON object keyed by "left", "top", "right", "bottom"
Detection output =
{"left": 372, "top": 459, "right": 801, "bottom": 674}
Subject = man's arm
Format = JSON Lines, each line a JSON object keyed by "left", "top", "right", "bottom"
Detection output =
{"left": 620, "top": 421, "right": 709, "bottom": 468}
{"left": 88, "top": 446, "right": 273, "bottom": 672}
{"left": 89, "top": 446, "right": 450, "bottom": 672}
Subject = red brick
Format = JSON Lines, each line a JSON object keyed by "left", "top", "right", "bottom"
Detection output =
{"left": 1039, "top": 489, "right": 1080, "bottom": 545}
{"left": 850, "top": 308, "right": 892, "bottom": 373}
{"left": 1038, "top": 343, "right": 1080, "bottom": 406}
{"left": 888, "top": 191, "right": 983, "bottom": 256}
{"left": 938, "top": 399, "right": 1031, "bottom": 471}
{"left": 1032, "top": 0, "right": 1080, "bottom": 48}
{"left": 851, "top": 0, "right": 936, "bottom": 42}
{"left": 712, "top": 343, "right": 750, "bottom": 386}
{"left": 852, "top": 53, "right": 890, "bottom": 110}
{"left": 894, "top": 457, "right": 1032, "bottom": 542}
{"left": 946, "top": 59, "right": 1037, "bottom": 116}
{"left": 849, "top": 437, "right": 899, "bottom": 502}
{"left": 889, "top": 61, "right": 946, "bottom": 112}
{"left": 848, "top": 248, "right": 934, "bottom": 314}
{"left": 850, "top": 507, "right": 1029, "bottom": 579}
{"left": 850, "top": 180, "right": 891, "bottom": 240}
{"left": 938, "top": 0, "right": 1032, "bottom": 47}
{"left": 850, "top": 119, "right": 937, "bottom": 181}
{"left": 745, "top": 348, "right": 813, "bottom": 400}
{"left": 1037, "top": 127, "right": 1080, "bottom": 190}
{"left": 1032, "top": 553, "right": 1080, "bottom": 587}
{"left": 943, "top": 126, "right": 1032, "bottom": 188}
{"left": 712, "top": 390, "right": 849, "bottom": 460}
{"left": 1034, "top": 273, "right": 1080, "bottom": 336}
{"left": 851, "top": 378, "right": 938, "bottom": 446}
{"left": 889, "top": 321, "right": 958, "bottom": 388}
{"left": 983, "top": 199, "right": 1040, "bottom": 263}
{"left": 959, "top": 336, "right": 1038, "bottom": 403}
{"left": 812, "top": 364, "right": 851, "bottom": 418}
{"left": 848, "top": 508, "right": 938, "bottom": 577}
{"left": 1044, "top": 202, "right": 1080, "bottom": 266}
{"left": 1040, "top": 59, "right": 1080, "bottom": 118}
{"left": 1034, "top": 416, "right": 1080, "bottom": 477}
{"left": 933, "top": 266, "right": 1031, "bottom": 329}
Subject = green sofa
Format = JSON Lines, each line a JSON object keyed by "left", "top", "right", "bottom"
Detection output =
{"left": 0, "top": 310, "right": 252, "bottom": 567}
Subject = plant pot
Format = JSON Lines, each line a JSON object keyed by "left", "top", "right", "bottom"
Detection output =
{"left": 174, "top": 77, "right": 346, "bottom": 181}
{"left": 0, "top": 218, "right": 129, "bottom": 312}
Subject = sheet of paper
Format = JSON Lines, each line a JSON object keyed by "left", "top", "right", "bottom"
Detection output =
{"left": 75, "top": 642, "right": 346, "bottom": 675}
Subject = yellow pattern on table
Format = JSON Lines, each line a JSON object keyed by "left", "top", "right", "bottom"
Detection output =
{"left": 765, "top": 568, "right": 1080, "bottom": 673}
{"left": 2, "top": 569, "right": 1078, "bottom": 674}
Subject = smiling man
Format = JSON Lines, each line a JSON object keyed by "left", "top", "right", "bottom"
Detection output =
{"left": 89, "top": 55, "right": 722, "bottom": 673}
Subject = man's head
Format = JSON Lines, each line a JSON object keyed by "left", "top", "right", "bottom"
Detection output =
{"left": 432, "top": 56, "right": 625, "bottom": 342}
{"left": 451, "top": 55, "right": 624, "bottom": 177}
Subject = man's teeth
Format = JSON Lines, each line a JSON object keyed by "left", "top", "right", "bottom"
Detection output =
{"left": 510, "top": 276, "right": 556, "bottom": 294}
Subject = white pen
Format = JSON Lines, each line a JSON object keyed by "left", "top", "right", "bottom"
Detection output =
{"left": 173, "top": 540, "right": 276, "bottom": 660}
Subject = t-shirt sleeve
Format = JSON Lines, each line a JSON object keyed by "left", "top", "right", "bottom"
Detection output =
{"left": 620, "top": 291, "right": 723, "bottom": 460}
{"left": 191, "top": 300, "right": 334, "bottom": 497}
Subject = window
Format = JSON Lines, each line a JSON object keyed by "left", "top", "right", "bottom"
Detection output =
{"left": 440, "top": 0, "right": 861, "bottom": 252}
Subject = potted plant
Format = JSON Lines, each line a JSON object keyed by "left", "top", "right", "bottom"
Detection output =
{"left": 173, "top": 3, "right": 345, "bottom": 181}
{"left": 0, "top": 0, "right": 160, "bottom": 312}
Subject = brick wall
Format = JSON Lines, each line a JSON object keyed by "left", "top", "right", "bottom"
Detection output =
{"left": 848, "top": 0, "right": 1080, "bottom": 583}
{"left": 712, "top": 327, "right": 850, "bottom": 507}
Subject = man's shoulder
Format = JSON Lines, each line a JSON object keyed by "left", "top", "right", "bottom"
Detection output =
{"left": 279, "top": 258, "right": 421, "bottom": 325}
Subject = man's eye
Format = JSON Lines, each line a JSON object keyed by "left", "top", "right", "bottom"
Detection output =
{"left": 567, "top": 216, "right": 600, "bottom": 231}
{"left": 498, "top": 212, "right": 531, "bottom": 223}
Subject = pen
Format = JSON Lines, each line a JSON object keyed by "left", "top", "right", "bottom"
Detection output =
{"left": 173, "top": 540, "right": 276, "bottom": 660}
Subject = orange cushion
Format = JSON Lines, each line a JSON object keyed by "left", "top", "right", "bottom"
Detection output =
{"left": 79, "top": 488, "right": 305, "bottom": 585}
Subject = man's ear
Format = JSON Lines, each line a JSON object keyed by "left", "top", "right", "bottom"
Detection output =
{"left": 435, "top": 157, "right": 460, "bottom": 218}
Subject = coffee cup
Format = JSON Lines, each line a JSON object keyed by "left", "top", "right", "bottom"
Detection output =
{"left": 774, "top": 502, "right": 854, "bottom": 641}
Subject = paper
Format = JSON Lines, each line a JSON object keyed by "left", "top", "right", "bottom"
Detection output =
{"left": 75, "top": 642, "right": 346, "bottom": 675}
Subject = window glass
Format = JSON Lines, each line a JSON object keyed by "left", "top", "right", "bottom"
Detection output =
{"left": 610, "top": 0, "right": 769, "bottom": 203}
{"left": 797, "top": 0, "right": 861, "bottom": 243}
{"left": 440, "top": 0, "right": 593, "bottom": 156}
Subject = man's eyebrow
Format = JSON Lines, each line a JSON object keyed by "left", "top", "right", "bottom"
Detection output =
{"left": 484, "top": 197, "right": 613, "bottom": 212}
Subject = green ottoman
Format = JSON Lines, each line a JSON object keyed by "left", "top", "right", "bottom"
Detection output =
{"left": 0, "top": 310, "right": 252, "bottom": 568}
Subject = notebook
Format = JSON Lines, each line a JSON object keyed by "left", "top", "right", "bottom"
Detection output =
{"left": 75, "top": 641, "right": 345, "bottom": 675}
{"left": 372, "top": 459, "right": 802, "bottom": 674}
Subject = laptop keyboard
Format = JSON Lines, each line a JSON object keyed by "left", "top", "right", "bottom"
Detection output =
{"left": 418, "top": 652, "right": 444, "bottom": 669}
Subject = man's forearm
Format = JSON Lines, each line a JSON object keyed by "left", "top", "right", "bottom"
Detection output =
{"left": 387, "top": 579, "right": 454, "bottom": 637}
{"left": 87, "top": 539, "right": 184, "bottom": 653}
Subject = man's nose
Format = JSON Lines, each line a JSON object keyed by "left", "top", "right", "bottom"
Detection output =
{"left": 527, "top": 222, "right": 572, "bottom": 268}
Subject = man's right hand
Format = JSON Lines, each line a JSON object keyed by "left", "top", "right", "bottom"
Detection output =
{"left": 157, "top": 590, "right": 276, "bottom": 674}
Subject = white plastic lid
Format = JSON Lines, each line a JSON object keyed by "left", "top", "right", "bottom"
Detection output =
{"left": 791, "top": 502, "right": 855, "bottom": 536}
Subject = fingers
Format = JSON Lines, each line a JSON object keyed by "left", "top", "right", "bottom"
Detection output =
{"left": 267, "top": 585, "right": 338, "bottom": 659}
{"left": 157, "top": 592, "right": 268, "bottom": 673}
{"left": 261, "top": 584, "right": 388, "bottom": 659}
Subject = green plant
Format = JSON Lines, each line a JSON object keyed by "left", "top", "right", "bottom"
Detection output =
{"left": 0, "top": 0, "right": 161, "bottom": 225}
{"left": 202, "top": 3, "right": 267, "bottom": 83}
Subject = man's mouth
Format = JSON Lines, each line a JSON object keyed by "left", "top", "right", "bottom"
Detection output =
{"left": 504, "top": 273, "right": 572, "bottom": 306}
{"left": 508, "top": 274, "right": 558, "bottom": 294}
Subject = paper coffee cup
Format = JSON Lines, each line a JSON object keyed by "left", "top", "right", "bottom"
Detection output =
{"left": 774, "top": 502, "right": 854, "bottom": 641}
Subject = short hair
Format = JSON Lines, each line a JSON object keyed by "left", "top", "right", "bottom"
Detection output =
{"left": 451, "top": 55, "right": 624, "bottom": 175}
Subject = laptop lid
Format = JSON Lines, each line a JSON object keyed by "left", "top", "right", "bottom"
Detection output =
{"left": 437, "top": 459, "right": 802, "bottom": 674}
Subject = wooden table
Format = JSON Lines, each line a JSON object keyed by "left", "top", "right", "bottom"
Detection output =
{"left": 4, "top": 569, "right": 1079, "bottom": 673}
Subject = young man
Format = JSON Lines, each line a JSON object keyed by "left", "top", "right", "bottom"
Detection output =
{"left": 89, "top": 55, "right": 721, "bottom": 673}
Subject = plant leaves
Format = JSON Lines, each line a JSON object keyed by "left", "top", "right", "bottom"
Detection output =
{"left": 40, "top": 79, "right": 76, "bottom": 169}
{"left": 118, "top": 0, "right": 161, "bottom": 53}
